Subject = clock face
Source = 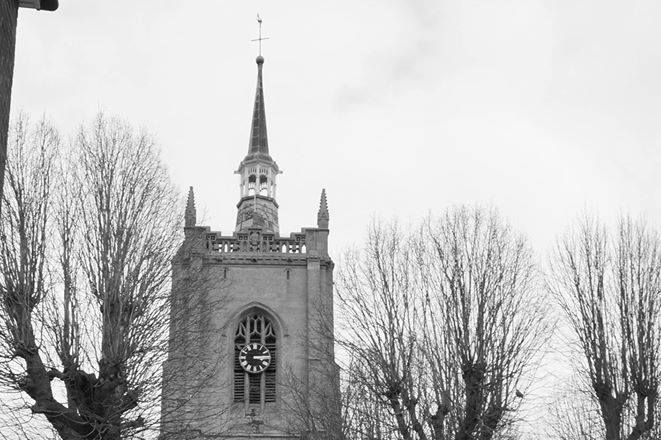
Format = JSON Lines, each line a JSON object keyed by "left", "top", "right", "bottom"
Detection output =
{"left": 239, "top": 343, "right": 271, "bottom": 374}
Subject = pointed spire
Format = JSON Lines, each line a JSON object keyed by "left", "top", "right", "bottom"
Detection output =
{"left": 248, "top": 56, "right": 269, "bottom": 156}
{"left": 185, "top": 186, "right": 196, "bottom": 228}
{"left": 317, "top": 189, "right": 329, "bottom": 229}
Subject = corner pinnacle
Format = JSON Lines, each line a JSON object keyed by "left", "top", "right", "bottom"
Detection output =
{"left": 317, "top": 189, "right": 329, "bottom": 228}
{"left": 185, "top": 186, "right": 196, "bottom": 228}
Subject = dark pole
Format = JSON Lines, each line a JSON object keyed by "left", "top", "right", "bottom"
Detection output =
{"left": 0, "top": 0, "right": 19, "bottom": 215}
{"left": 0, "top": 0, "right": 57, "bottom": 216}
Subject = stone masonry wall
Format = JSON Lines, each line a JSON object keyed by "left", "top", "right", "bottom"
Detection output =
{"left": 236, "top": 196, "right": 279, "bottom": 233}
{"left": 0, "top": 0, "right": 18, "bottom": 203}
{"left": 161, "top": 225, "right": 336, "bottom": 439}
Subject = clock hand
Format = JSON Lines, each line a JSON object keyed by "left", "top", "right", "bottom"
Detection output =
{"left": 253, "top": 355, "right": 270, "bottom": 360}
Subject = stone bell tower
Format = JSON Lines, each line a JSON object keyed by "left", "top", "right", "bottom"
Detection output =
{"left": 160, "top": 54, "right": 338, "bottom": 440}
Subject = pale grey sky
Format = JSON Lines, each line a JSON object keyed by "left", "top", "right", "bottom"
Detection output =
{"left": 10, "top": 1, "right": 661, "bottom": 436}
{"left": 13, "top": 0, "right": 661, "bottom": 257}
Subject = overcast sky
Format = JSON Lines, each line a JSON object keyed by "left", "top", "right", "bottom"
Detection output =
{"left": 13, "top": 0, "right": 661, "bottom": 257}
{"left": 10, "top": 1, "right": 661, "bottom": 436}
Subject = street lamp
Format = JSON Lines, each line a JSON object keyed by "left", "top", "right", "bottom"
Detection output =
{"left": 18, "top": 0, "right": 58, "bottom": 11}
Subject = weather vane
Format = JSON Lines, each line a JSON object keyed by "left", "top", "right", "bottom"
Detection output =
{"left": 251, "top": 14, "right": 270, "bottom": 56}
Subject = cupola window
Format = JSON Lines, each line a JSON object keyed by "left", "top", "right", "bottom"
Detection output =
{"left": 247, "top": 174, "right": 257, "bottom": 196}
{"left": 259, "top": 175, "right": 268, "bottom": 196}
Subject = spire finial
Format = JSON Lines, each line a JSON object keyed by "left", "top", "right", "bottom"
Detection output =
{"left": 252, "top": 14, "right": 269, "bottom": 59}
{"left": 317, "top": 189, "right": 329, "bottom": 229}
{"left": 185, "top": 186, "right": 196, "bottom": 228}
{"left": 248, "top": 25, "right": 269, "bottom": 157}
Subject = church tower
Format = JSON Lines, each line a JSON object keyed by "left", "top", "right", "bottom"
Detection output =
{"left": 161, "top": 54, "right": 338, "bottom": 440}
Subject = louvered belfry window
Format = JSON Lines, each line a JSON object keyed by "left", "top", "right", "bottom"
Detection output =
{"left": 233, "top": 312, "right": 277, "bottom": 404}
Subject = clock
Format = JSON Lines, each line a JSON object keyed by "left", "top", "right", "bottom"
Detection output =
{"left": 239, "top": 343, "right": 271, "bottom": 374}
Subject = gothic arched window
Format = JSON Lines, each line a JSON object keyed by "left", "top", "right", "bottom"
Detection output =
{"left": 233, "top": 312, "right": 277, "bottom": 405}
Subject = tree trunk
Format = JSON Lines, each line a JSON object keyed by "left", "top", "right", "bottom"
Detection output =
{"left": 455, "top": 362, "right": 485, "bottom": 440}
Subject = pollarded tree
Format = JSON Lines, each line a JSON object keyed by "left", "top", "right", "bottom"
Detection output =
{"left": 337, "top": 207, "right": 550, "bottom": 440}
{"left": 418, "top": 207, "right": 549, "bottom": 440}
{"left": 548, "top": 216, "right": 661, "bottom": 440}
{"left": 337, "top": 221, "right": 427, "bottom": 440}
{"left": 0, "top": 114, "right": 201, "bottom": 439}
{"left": 0, "top": 116, "right": 61, "bottom": 437}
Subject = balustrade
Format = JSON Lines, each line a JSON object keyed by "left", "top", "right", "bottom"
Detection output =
{"left": 206, "top": 231, "right": 306, "bottom": 254}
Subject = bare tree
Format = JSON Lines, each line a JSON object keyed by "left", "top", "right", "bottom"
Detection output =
{"left": 547, "top": 373, "right": 606, "bottom": 440}
{"left": 336, "top": 207, "right": 549, "bottom": 440}
{"left": 280, "top": 361, "right": 345, "bottom": 440}
{"left": 420, "top": 207, "right": 548, "bottom": 440}
{"left": 0, "top": 115, "right": 61, "bottom": 438}
{"left": 548, "top": 215, "right": 661, "bottom": 440}
{"left": 337, "top": 221, "right": 425, "bottom": 440}
{"left": 0, "top": 114, "right": 186, "bottom": 439}
{"left": 341, "top": 358, "right": 401, "bottom": 440}
{"left": 281, "top": 336, "right": 401, "bottom": 440}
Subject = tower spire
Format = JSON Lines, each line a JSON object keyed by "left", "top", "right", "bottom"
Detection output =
{"left": 248, "top": 56, "right": 268, "bottom": 156}
{"left": 234, "top": 17, "right": 279, "bottom": 233}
